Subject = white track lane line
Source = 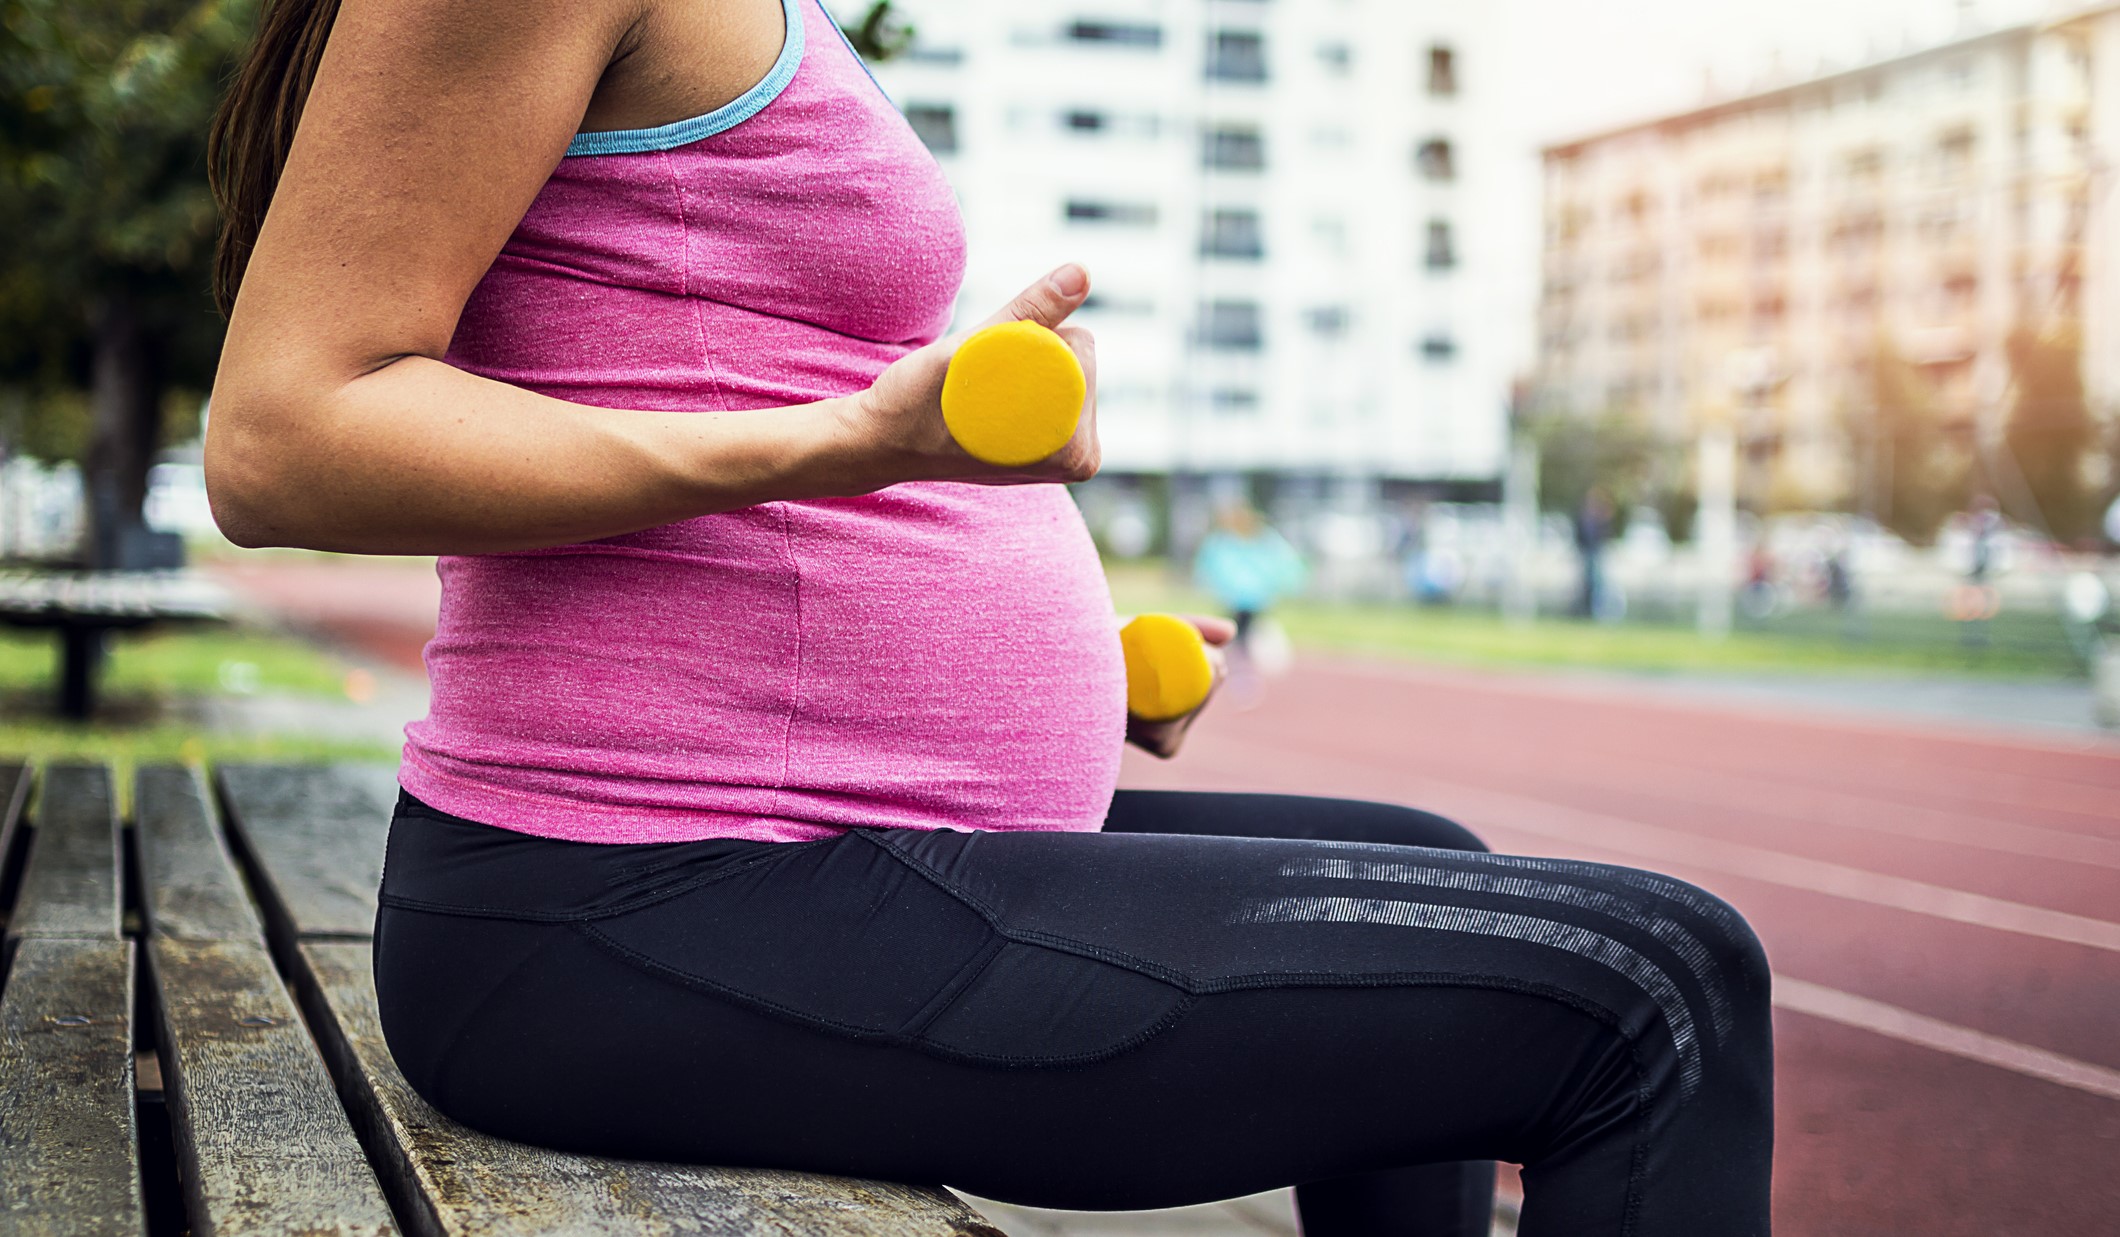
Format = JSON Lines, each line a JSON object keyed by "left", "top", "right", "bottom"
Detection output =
{"left": 1774, "top": 976, "right": 2120, "bottom": 1102}
{"left": 1209, "top": 737, "right": 2120, "bottom": 954}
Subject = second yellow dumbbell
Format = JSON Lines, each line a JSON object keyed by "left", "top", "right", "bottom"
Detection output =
{"left": 1119, "top": 613, "right": 1215, "bottom": 722}
{"left": 940, "top": 320, "right": 1086, "bottom": 467}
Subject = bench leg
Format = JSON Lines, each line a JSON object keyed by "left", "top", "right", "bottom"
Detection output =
{"left": 59, "top": 625, "right": 105, "bottom": 721}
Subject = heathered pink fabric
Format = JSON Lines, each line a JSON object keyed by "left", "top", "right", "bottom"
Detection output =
{"left": 398, "top": 0, "right": 1127, "bottom": 843}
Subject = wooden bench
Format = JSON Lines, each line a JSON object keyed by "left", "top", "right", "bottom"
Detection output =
{"left": 0, "top": 761, "right": 1004, "bottom": 1236}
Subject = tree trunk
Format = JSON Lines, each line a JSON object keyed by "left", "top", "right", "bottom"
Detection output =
{"left": 84, "top": 290, "right": 162, "bottom": 568}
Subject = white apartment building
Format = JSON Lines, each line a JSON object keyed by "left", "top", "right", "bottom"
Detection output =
{"left": 855, "top": 0, "right": 1512, "bottom": 498}
{"left": 1537, "top": 20, "right": 2093, "bottom": 511}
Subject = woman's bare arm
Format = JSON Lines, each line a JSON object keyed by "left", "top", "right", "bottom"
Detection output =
{"left": 208, "top": 0, "right": 1095, "bottom": 555}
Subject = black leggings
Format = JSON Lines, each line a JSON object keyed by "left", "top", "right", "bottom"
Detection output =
{"left": 375, "top": 790, "right": 1772, "bottom": 1237}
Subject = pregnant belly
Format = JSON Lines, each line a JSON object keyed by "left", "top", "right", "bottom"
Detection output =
{"left": 404, "top": 484, "right": 1127, "bottom": 842}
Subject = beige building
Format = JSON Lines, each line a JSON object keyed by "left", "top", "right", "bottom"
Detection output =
{"left": 1536, "top": 19, "right": 2094, "bottom": 511}
{"left": 2056, "top": 3, "right": 2120, "bottom": 414}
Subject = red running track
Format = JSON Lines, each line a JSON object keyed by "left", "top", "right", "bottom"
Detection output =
{"left": 1119, "top": 657, "right": 2120, "bottom": 1237}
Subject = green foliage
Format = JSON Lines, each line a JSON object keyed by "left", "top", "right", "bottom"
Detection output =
{"left": 839, "top": 0, "right": 915, "bottom": 63}
{"left": 2003, "top": 324, "right": 2102, "bottom": 545}
{"left": 1866, "top": 337, "right": 1970, "bottom": 545}
{"left": 0, "top": 0, "right": 254, "bottom": 457}
{"left": 1530, "top": 408, "right": 1661, "bottom": 533}
{"left": 0, "top": 624, "right": 354, "bottom": 700}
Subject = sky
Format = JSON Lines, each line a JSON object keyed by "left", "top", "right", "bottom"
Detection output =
{"left": 1504, "top": 0, "right": 2052, "bottom": 145}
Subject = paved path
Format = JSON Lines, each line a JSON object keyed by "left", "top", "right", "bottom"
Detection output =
{"left": 1114, "top": 656, "right": 2120, "bottom": 1237}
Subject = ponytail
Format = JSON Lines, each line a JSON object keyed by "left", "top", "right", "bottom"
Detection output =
{"left": 207, "top": 0, "right": 344, "bottom": 317}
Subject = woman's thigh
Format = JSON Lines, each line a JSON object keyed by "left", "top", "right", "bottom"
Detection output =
{"left": 1104, "top": 788, "right": 1487, "bottom": 852}
{"left": 376, "top": 815, "right": 1771, "bottom": 1235}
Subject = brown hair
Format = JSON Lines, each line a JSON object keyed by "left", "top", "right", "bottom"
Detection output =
{"left": 207, "top": 0, "right": 345, "bottom": 317}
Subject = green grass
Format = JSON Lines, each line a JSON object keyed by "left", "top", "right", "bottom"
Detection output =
{"left": 1, "top": 625, "right": 396, "bottom": 795}
{"left": 1104, "top": 563, "right": 2085, "bottom": 681}
{"left": 0, "top": 625, "right": 354, "bottom": 700}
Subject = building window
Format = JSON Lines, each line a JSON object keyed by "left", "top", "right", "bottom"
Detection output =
{"left": 1068, "top": 21, "right": 1162, "bottom": 48}
{"left": 1420, "top": 333, "right": 1458, "bottom": 362}
{"left": 1415, "top": 137, "right": 1455, "bottom": 181}
{"left": 1844, "top": 148, "right": 1883, "bottom": 181}
{"left": 1207, "top": 30, "right": 1268, "bottom": 83}
{"left": 1313, "top": 215, "right": 1348, "bottom": 254}
{"left": 1210, "top": 388, "right": 1261, "bottom": 413}
{"left": 1317, "top": 42, "right": 1352, "bottom": 75}
{"left": 904, "top": 104, "right": 958, "bottom": 155}
{"left": 1306, "top": 305, "right": 1350, "bottom": 337}
{"left": 1427, "top": 44, "right": 1457, "bottom": 96}
{"left": 1424, "top": 219, "right": 1457, "bottom": 271}
{"left": 1201, "top": 209, "right": 1265, "bottom": 260}
{"left": 1081, "top": 293, "right": 1154, "bottom": 316}
{"left": 1937, "top": 128, "right": 1976, "bottom": 181}
{"left": 1203, "top": 124, "right": 1266, "bottom": 170}
{"left": 1065, "top": 200, "right": 1158, "bottom": 226}
{"left": 1063, "top": 109, "right": 1105, "bottom": 132}
{"left": 1196, "top": 301, "right": 1264, "bottom": 351}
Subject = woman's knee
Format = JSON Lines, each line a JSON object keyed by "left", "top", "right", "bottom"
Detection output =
{"left": 1621, "top": 869, "right": 1774, "bottom": 1054}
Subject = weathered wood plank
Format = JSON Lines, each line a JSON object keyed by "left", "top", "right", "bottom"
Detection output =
{"left": 137, "top": 763, "right": 399, "bottom": 1236}
{"left": 216, "top": 763, "right": 396, "bottom": 938}
{"left": 0, "top": 762, "right": 28, "bottom": 897}
{"left": 297, "top": 940, "right": 1004, "bottom": 1237}
{"left": 136, "top": 764, "right": 264, "bottom": 941}
{"left": 0, "top": 937, "right": 142, "bottom": 1235}
{"left": 148, "top": 939, "right": 398, "bottom": 1237}
{"left": 11, "top": 763, "right": 120, "bottom": 942}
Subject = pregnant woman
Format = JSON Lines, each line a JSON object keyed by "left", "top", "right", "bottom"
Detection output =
{"left": 204, "top": 1, "right": 1773, "bottom": 1233}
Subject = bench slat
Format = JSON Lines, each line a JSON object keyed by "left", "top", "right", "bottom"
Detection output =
{"left": 216, "top": 763, "right": 396, "bottom": 938}
{"left": 0, "top": 938, "right": 142, "bottom": 1235}
{"left": 1, "top": 763, "right": 139, "bottom": 1231}
{"left": 300, "top": 940, "right": 1001, "bottom": 1237}
{"left": 137, "top": 765, "right": 265, "bottom": 941}
{"left": 0, "top": 763, "right": 28, "bottom": 896}
{"left": 137, "top": 765, "right": 399, "bottom": 1237}
{"left": 222, "top": 763, "right": 1001, "bottom": 1237}
{"left": 12, "top": 764, "right": 121, "bottom": 942}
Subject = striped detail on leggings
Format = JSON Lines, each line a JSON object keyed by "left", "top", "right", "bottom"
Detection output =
{"left": 1281, "top": 856, "right": 1736, "bottom": 1043}
{"left": 1298, "top": 839, "right": 1759, "bottom": 975}
{"left": 1233, "top": 894, "right": 1705, "bottom": 1096}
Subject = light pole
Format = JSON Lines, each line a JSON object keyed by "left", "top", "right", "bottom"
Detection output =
{"left": 1702, "top": 348, "right": 1778, "bottom": 638}
{"left": 1696, "top": 413, "right": 1736, "bottom": 640}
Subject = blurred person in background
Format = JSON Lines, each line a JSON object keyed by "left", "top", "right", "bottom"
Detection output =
{"left": 1193, "top": 501, "right": 1306, "bottom": 671}
{"left": 1740, "top": 537, "right": 1778, "bottom": 620}
{"left": 199, "top": 0, "right": 1775, "bottom": 1232}
{"left": 1573, "top": 487, "right": 1615, "bottom": 620}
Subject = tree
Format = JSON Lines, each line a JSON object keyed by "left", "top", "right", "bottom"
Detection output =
{"left": 839, "top": 1, "right": 915, "bottom": 62}
{"left": 1, "top": 0, "right": 254, "bottom": 564}
{"left": 2002, "top": 323, "right": 2102, "bottom": 546}
{"left": 1531, "top": 407, "right": 1660, "bottom": 535}
{"left": 1864, "top": 337, "right": 1970, "bottom": 545}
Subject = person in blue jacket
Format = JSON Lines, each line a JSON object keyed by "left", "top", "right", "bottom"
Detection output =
{"left": 1193, "top": 502, "right": 1306, "bottom": 661}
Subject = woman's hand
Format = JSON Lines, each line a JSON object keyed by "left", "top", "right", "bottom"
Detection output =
{"left": 840, "top": 265, "right": 1100, "bottom": 488}
{"left": 1125, "top": 614, "right": 1236, "bottom": 759}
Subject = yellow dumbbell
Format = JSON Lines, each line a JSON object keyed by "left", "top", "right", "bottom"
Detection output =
{"left": 1119, "top": 614, "right": 1215, "bottom": 722}
{"left": 940, "top": 320, "right": 1086, "bottom": 467}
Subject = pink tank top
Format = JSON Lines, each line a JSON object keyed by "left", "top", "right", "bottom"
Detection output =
{"left": 399, "top": 0, "right": 1126, "bottom": 843}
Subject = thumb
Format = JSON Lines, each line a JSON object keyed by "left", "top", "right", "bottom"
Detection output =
{"left": 976, "top": 263, "right": 1091, "bottom": 332}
